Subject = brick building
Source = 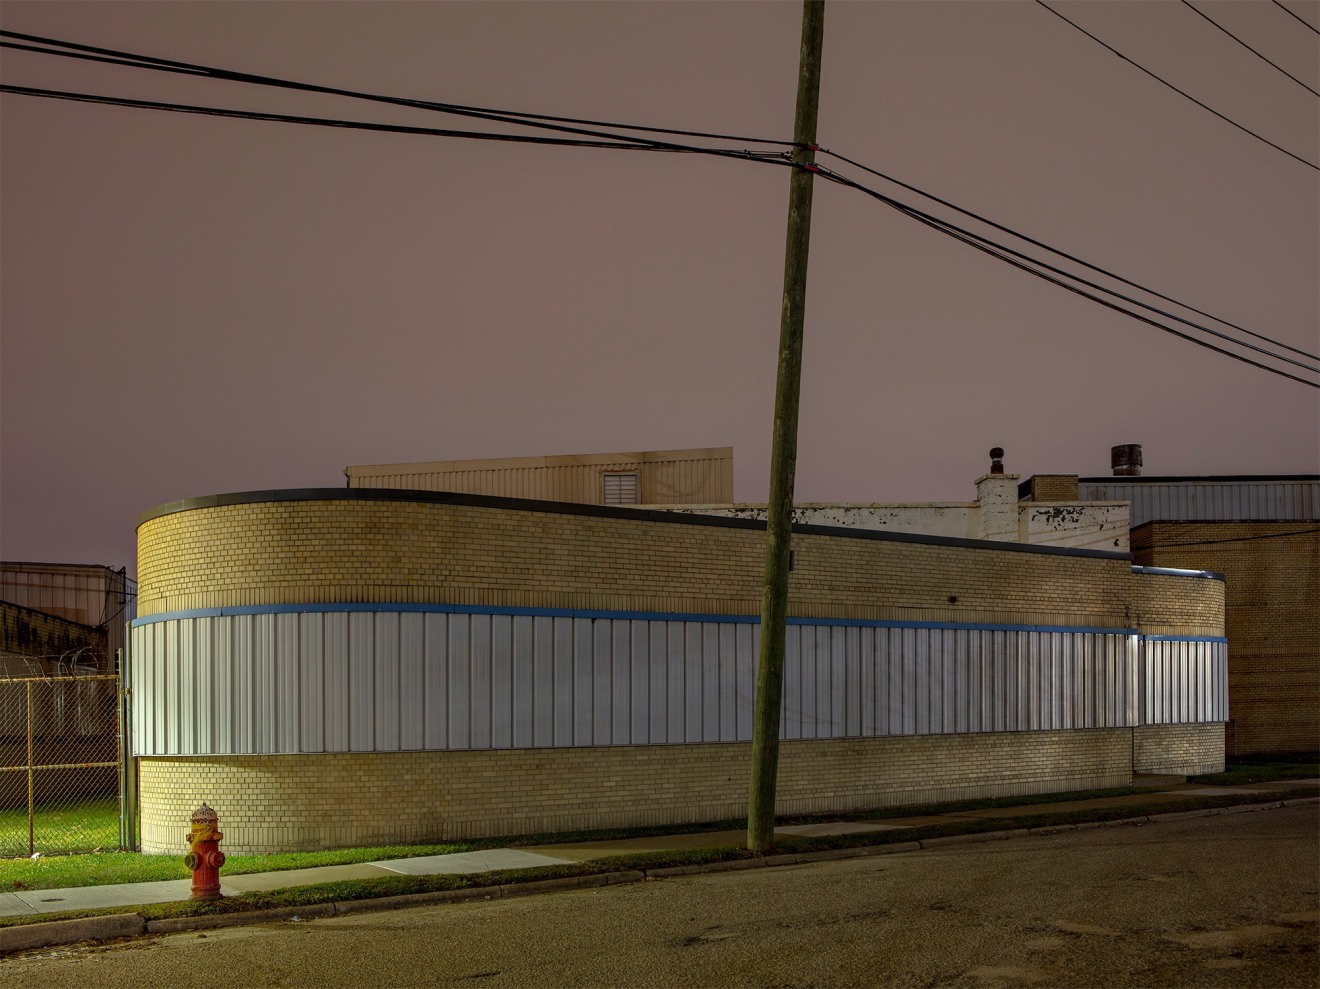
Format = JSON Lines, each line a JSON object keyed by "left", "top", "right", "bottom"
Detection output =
{"left": 1061, "top": 473, "right": 1317, "bottom": 757}
{"left": 131, "top": 486, "right": 1226, "bottom": 854}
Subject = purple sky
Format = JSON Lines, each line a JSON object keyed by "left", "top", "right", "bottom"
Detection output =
{"left": 2, "top": 1, "right": 1317, "bottom": 577}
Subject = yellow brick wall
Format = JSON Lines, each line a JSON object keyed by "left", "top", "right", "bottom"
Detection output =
{"left": 1133, "top": 724, "right": 1226, "bottom": 776}
{"left": 138, "top": 729, "right": 1134, "bottom": 854}
{"left": 1026, "top": 475, "right": 1081, "bottom": 502}
{"left": 138, "top": 497, "right": 1147, "bottom": 630}
{"left": 1133, "top": 522, "right": 1318, "bottom": 755}
{"left": 1130, "top": 570, "right": 1226, "bottom": 636}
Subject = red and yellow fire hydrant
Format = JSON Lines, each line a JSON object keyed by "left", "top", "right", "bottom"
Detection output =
{"left": 183, "top": 802, "right": 225, "bottom": 900}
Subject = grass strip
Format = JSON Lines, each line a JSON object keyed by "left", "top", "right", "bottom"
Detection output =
{"left": 0, "top": 785, "right": 1159, "bottom": 892}
{"left": 1, "top": 786, "right": 1312, "bottom": 931}
{"left": 1188, "top": 758, "right": 1317, "bottom": 786}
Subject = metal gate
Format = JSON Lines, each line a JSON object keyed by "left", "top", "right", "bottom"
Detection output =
{"left": 0, "top": 673, "right": 128, "bottom": 856}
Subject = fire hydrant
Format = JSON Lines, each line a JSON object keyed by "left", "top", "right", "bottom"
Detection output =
{"left": 183, "top": 802, "right": 225, "bottom": 900}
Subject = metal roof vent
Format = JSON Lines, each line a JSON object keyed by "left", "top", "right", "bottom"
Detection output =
{"left": 1111, "top": 444, "right": 1143, "bottom": 476}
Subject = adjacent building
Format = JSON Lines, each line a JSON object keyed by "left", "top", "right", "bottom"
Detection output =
{"left": 345, "top": 446, "right": 733, "bottom": 507}
{"left": 1065, "top": 470, "right": 1318, "bottom": 756}
{"left": 0, "top": 562, "right": 135, "bottom": 674}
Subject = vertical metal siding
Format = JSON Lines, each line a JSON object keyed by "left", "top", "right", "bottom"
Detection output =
{"left": 490, "top": 615, "right": 514, "bottom": 749}
{"left": 348, "top": 449, "right": 734, "bottom": 505}
{"left": 1139, "top": 637, "right": 1227, "bottom": 725}
{"left": 298, "top": 614, "right": 324, "bottom": 752}
{"left": 1081, "top": 479, "right": 1318, "bottom": 524}
{"left": 447, "top": 615, "right": 470, "bottom": 750}
{"left": 1, "top": 564, "right": 134, "bottom": 671}
{"left": 398, "top": 614, "right": 426, "bottom": 751}
{"left": 470, "top": 614, "right": 493, "bottom": 750}
{"left": 374, "top": 613, "right": 400, "bottom": 752}
{"left": 130, "top": 613, "right": 1224, "bottom": 756}
{"left": 423, "top": 614, "right": 447, "bottom": 750}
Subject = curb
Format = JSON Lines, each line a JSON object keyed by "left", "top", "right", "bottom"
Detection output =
{"left": 0, "top": 913, "right": 145, "bottom": 954}
{"left": 5, "top": 795, "right": 1315, "bottom": 954}
{"left": 147, "top": 902, "right": 337, "bottom": 934}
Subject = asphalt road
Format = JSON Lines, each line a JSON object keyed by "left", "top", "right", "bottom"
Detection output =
{"left": 4, "top": 804, "right": 1317, "bottom": 988}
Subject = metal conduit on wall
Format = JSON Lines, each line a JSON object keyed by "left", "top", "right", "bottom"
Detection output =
{"left": 129, "top": 608, "right": 1226, "bottom": 758}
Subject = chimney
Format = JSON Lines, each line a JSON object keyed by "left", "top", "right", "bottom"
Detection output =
{"left": 1111, "top": 444, "right": 1143, "bottom": 477}
{"left": 976, "top": 447, "right": 1020, "bottom": 542}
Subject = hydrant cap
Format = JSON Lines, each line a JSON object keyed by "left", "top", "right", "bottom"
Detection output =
{"left": 191, "top": 803, "right": 218, "bottom": 826}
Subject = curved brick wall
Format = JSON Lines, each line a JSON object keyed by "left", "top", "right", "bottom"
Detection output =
{"left": 138, "top": 492, "right": 1145, "bottom": 627}
{"left": 132, "top": 491, "right": 1226, "bottom": 852}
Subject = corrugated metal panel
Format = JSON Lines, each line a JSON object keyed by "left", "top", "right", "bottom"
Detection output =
{"left": 130, "top": 613, "right": 1225, "bottom": 756}
{"left": 1139, "top": 638, "right": 1227, "bottom": 724}
{"left": 1080, "top": 479, "right": 1319, "bottom": 524}
{"left": 1, "top": 564, "right": 135, "bottom": 671}
{"left": 344, "top": 448, "right": 734, "bottom": 506}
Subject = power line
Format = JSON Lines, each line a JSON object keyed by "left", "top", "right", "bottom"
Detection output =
{"left": 0, "top": 84, "right": 794, "bottom": 166}
{"left": 4, "top": 84, "right": 1313, "bottom": 389}
{"left": 8, "top": 28, "right": 1313, "bottom": 366}
{"left": 0, "top": 30, "right": 793, "bottom": 157}
{"left": 1141, "top": 527, "right": 1320, "bottom": 549}
{"left": 1035, "top": 0, "right": 1320, "bottom": 171}
{"left": 1180, "top": 0, "right": 1320, "bottom": 98}
{"left": 817, "top": 167, "right": 1320, "bottom": 389}
{"left": 819, "top": 149, "right": 1320, "bottom": 364}
{"left": 4, "top": 33, "right": 1315, "bottom": 386}
{"left": 1272, "top": 0, "right": 1320, "bottom": 37}
{"left": 819, "top": 160, "right": 1320, "bottom": 375}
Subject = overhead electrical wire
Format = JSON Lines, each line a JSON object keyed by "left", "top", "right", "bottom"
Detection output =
{"left": 0, "top": 30, "right": 793, "bottom": 157}
{"left": 815, "top": 167, "right": 1319, "bottom": 389}
{"left": 1035, "top": 0, "right": 1320, "bottom": 170}
{"left": 817, "top": 160, "right": 1320, "bottom": 375}
{"left": 8, "top": 28, "right": 1312, "bottom": 368}
{"left": 817, "top": 149, "right": 1320, "bottom": 363}
{"left": 0, "top": 84, "right": 796, "bottom": 163}
{"left": 1143, "top": 526, "right": 1320, "bottom": 549}
{"left": 1271, "top": 0, "right": 1320, "bottom": 36}
{"left": 2, "top": 30, "right": 1316, "bottom": 388}
{"left": 1180, "top": 0, "right": 1320, "bottom": 98}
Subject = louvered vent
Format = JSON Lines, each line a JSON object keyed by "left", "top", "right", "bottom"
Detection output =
{"left": 601, "top": 471, "right": 641, "bottom": 505}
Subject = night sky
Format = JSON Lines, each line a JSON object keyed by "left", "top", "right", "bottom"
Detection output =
{"left": 2, "top": 1, "right": 1317, "bottom": 577}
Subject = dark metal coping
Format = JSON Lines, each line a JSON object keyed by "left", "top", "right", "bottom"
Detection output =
{"left": 1131, "top": 519, "right": 1320, "bottom": 530}
{"left": 137, "top": 488, "right": 1136, "bottom": 561}
{"left": 1130, "top": 565, "right": 1226, "bottom": 582}
{"left": 1078, "top": 474, "right": 1320, "bottom": 484}
{"left": 1021, "top": 474, "right": 1320, "bottom": 499}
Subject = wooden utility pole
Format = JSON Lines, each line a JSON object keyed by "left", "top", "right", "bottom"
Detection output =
{"left": 747, "top": 0, "right": 825, "bottom": 853}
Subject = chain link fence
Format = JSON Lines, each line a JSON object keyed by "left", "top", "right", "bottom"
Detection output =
{"left": 0, "top": 675, "right": 124, "bottom": 857}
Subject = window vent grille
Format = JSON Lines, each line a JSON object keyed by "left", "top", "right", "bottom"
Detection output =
{"left": 601, "top": 472, "right": 641, "bottom": 505}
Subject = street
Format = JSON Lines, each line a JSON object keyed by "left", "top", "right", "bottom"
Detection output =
{"left": 3, "top": 804, "right": 1317, "bottom": 988}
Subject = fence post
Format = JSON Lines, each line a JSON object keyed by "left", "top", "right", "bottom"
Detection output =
{"left": 120, "top": 630, "right": 137, "bottom": 852}
{"left": 26, "top": 680, "right": 34, "bottom": 856}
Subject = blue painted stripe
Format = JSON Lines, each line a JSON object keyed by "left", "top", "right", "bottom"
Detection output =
{"left": 131, "top": 601, "right": 1147, "bottom": 637}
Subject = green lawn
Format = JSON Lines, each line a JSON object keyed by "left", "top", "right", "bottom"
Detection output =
{"left": 1189, "top": 756, "right": 1318, "bottom": 786}
{"left": 0, "top": 796, "right": 121, "bottom": 858}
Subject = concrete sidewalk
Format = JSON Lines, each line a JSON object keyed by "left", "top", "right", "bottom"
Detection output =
{"left": 2, "top": 777, "right": 1315, "bottom": 920}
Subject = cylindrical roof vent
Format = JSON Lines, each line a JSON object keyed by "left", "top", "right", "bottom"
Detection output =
{"left": 1111, "top": 444, "right": 1143, "bottom": 476}
{"left": 989, "top": 447, "right": 1005, "bottom": 475}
